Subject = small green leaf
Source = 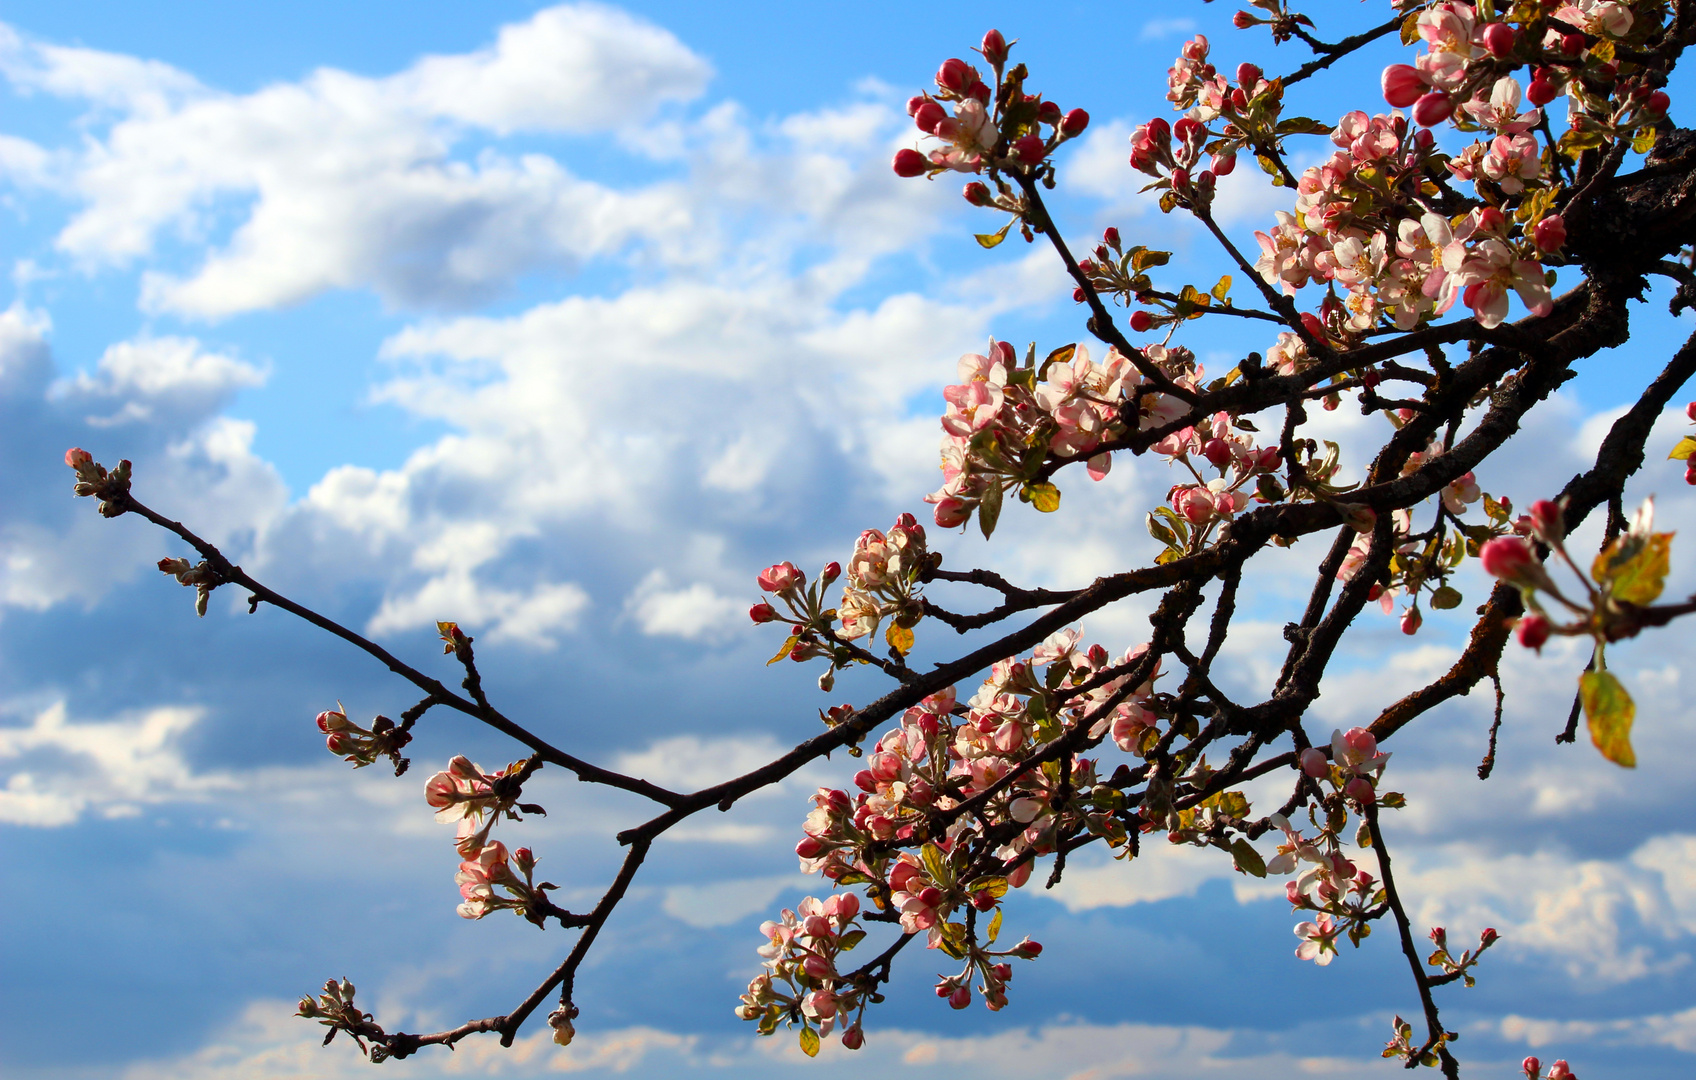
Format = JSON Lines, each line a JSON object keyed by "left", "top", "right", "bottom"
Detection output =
{"left": 975, "top": 219, "right": 1015, "bottom": 249}
{"left": 799, "top": 1026, "right": 820, "bottom": 1057}
{"left": 766, "top": 633, "right": 801, "bottom": 666}
{"left": 1600, "top": 532, "right": 1673, "bottom": 605}
{"left": 1669, "top": 435, "right": 1696, "bottom": 461}
{"left": 1147, "top": 513, "right": 1177, "bottom": 548}
{"left": 1026, "top": 482, "right": 1061, "bottom": 513}
{"left": 938, "top": 921, "right": 969, "bottom": 959}
{"left": 921, "top": 842, "right": 951, "bottom": 887}
{"left": 979, "top": 479, "right": 1004, "bottom": 539}
{"left": 1430, "top": 586, "right": 1463, "bottom": 610}
{"left": 838, "top": 929, "right": 867, "bottom": 951}
{"left": 1581, "top": 669, "right": 1637, "bottom": 768}
{"left": 1230, "top": 838, "right": 1267, "bottom": 878}
{"left": 1130, "top": 248, "right": 1171, "bottom": 272}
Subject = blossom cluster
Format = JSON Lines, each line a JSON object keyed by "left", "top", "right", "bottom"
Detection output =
{"left": 315, "top": 704, "right": 412, "bottom": 774}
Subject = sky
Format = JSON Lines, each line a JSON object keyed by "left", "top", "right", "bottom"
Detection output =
{"left": 5, "top": 2, "right": 1696, "bottom": 1078}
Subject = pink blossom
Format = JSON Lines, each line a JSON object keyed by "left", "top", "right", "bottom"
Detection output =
{"left": 1294, "top": 914, "right": 1341, "bottom": 964}
{"left": 757, "top": 562, "right": 803, "bottom": 594}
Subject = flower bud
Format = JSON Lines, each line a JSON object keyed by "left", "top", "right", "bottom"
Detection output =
{"left": 1211, "top": 150, "right": 1236, "bottom": 176}
{"left": 1560, "top": 32, "right": 1584, "bottom": 55}
{"left": 1480, "top": 926, "right": 1499, "bottom": 946}
{"left": 1061, "top": 108, "right": 1090, "bottom": 136}
{"left": 1533, "top": 215, "right": 1567, "bottom": 254}
{"left": 796, "top": 836, "right": 827, "bottom": 860}
{"left": 980, "top": 29, "right": 1008, "bottom": 66}
{"left": 913, "top": 100, "right": 948, "bottom": 134}
{"left": 1129, "top": 310, "right": 1153, "bottom": 333}
{"left": 1236, "top": 63, "right": 1261, "bottom": 89}
{"left": 749, "top": 602, "right": 778, "bottom": 623}
{"left": 1523, "top": 1057, "right": 1541, "bottom": 1079}
{"left": 1516, "top": 611, "right": 1551, "bottom": 652}
{"left": 892, "top": 148, "right": 928, "bottom": 177}
{"left": 1012, "top": 133, "right": 1047, "bottom": 163}
{"left": 936, "top": 58, "right": 974, "bottom": 94}
{"left": 1430, "top": 925, "right": 1447, "bottom": 945}
{"left": 1527, "top": 499, "right": 1564, "bottom": 544}
{"left": 1527, "top": 70, "right": 1559, "bottom": 107}
{"left": 905, "top": 95, "right": 927, "bottom": 118}
{"left": 1401, "top": 607, "right": 1422, "bottom": 635}
{"left": 1687, "top": 461, "right": 1696, "bottom": 486}
{"left": 1300, "top": 748, "right": 1329, "bottom": 778}
{"left": 1649, "top": 90, "right": 1671, "bottom": 115}
{"left": 1382, "top": 65, "right": 1425, "bottom": 108}
{"left": 1037, "top": 100, "right": 1063, "bottom": 125}
{"left": 841, "top": 1025, "right": 865, "bottom": 1050}
{"left": 917, "top": 886, "right": 943, "bottom": 908}
{"left": 964, "top": 181, "right": 993, "bottom": 206}
{"left": 1233, "top": 10, "right": 1257, "bottom": 29}
{"left": 1412, "top": 91, "right": 1454, "bottom": 127}
{"left": 1479, "top": 536, "right": 1539, "bottom": 583}
{"left": 1547, "top": 1062, "right": 1574, "bottom": 1080}
{"left": 1345, "top": 777, "right": 1376, "bottom": 805}
{"left": 949, "top": 985, "right": 972, "bottom": 1009}
{"left": 1481, "top": 23, "right": 1516, "bottom": 58}
{"left": 853, "top": 769, "right": 877, "bottom": 793}
{"left": 65, "top": 447, "right": 94, "bottom": 469}
{"left": 1016, "top": 939, "right": 1043, "bottom": 958}
{"left": 1103, "top": 226, "right": 1120, "bottom": 248}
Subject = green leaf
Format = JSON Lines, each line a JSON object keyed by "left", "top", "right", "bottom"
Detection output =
{"left": 838, "top": 929, "right": 866, "bottom": 951}
{"left": 1581, "top": 669, "right": 1637, "bottom": 768}
{"left": 987, "top": 906, "right": 1003, "bottom": 944}
{"left": 975, "top": 218, "right": 1015, "bottom": 249}
{"left": 1129, "top": 248, "right": 1171, "bottom": 273}
{"left": 1038, "top": 343, "right": 1076, "bottom": 380}
{"left": 1211, "top": 275, "right": 1232, "bottom": 302}
{"left": 799, "top": 1026, "right": 820, "bottom": 1058}
{"left": 885, "top": 622, "right": 914, "bottom": 656}
{"left": 921, "top": 842, "right": 951, "bottom": 887}
{"left": 766, "top": 633, "right": 801, "bottom": 666}
{"left": 1274, "top": 116, "right": 1333, "bottom": 136}
{"left": 966, "top": 875, "right": 1009, "bottom": 900}
{"left": 1255, "top": 154, "right": 1285, "bottom": 186}
{"left": 1230, "top": 838, "right": 1267, "bottom": 878}
{"left": 938, "top": 921, "right": 969, "bottom": 959}
{"left": 1147, "top": 513, "right": 1178, "bottom": 549}
{"left": 1026, "top": 482, "right": 1061, "bottom": 513}
{"left": 1597, "top": 532, "right": 1673, "bottom": 605}
{"left": 1670, "top": 436, "right": 1696, "bottom": 461}
{"left": 979, "top": 479, "right": 1004, "bottom": 539}
{"left": 1430, "top": 586, "right": 1463, "bottom": 610}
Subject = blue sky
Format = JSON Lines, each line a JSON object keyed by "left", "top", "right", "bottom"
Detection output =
{"left": 6, "top": 3, "right": 1696, "bottom": 1078}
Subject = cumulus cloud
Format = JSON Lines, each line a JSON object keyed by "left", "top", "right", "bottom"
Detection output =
{"left": 0, "top": 701, "right": 235, "bottom": 825}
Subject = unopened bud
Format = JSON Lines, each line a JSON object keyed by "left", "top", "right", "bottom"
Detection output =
{"left": 1233, "top": 10, "right": 1257, "bottom": 29}
{"left": 1103, "top": 227, "right": 1120, "bottom": 248}
{"left": 1129, "top": 310, "right": 1153, "bottom": 333}
{"left": 749, "top": 602, "right": 778, "bottom": 623}
{"left": 841, "top": 1025, "right": 865, "bottom": 1050}
{"left": 949, "top": 985, "right": 972, "bottom": 1009}
{"left": 963, "top": 181, "right": 993, "bottom": 206}
{"left": 1235, "top": 62, "right": 1261, "bottom": 88}
{"left": 1523, "top": 1057, "right": 1541, "bottom": 1079}
{"left": 1011, "top": 133, "right": 1046, "bottom": 164}
{"left": 892, "top": 148, "right": 928, "bottom": 177}
{"left": 980, "top": 29, "right": 1008, "bottom": 66}
{"left": 1412, "top": 91, "right": 1453, "bottom": 127}
{"left": 1516, "top": 612, "right": 1551, "bottom": 652}
{"left": 1300, "top": 748, "right": 1329, "bottom": 778}
{"left": 1060, "top": 108, "right": 1090, "bottom": 136}
{"left": 1481, "top": 22, "right": 1516, "bottom": 58}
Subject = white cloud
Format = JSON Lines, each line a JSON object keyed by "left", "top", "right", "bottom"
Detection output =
{"left": 367, "top": 567, "right": 589, "bottom": 647}
{"left": 0, "top": 701, "right": 236, "bottom": 825}
{"left": 52, "top": 335, "right": 266, "bottom": 425}
{"left": 1139, "top": 19, "right": 1199, "bottom": 41}
{"left": 625, "top": 569, "right": 742, "bottom": 640}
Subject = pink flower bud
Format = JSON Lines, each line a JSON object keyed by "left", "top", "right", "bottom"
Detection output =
{"left": 1233, "top": 10, "right": 1257, "bottom": 29}
{"left": 905, "top": 95, "right": 927, "bottom": 117}
{"left": 913, "top": 100, "right": 948, "bottom": 134}
{"left": 892, "top": 149, "right": 928, "bottom": 177}
{"left": 1547, "top": 1062, "right": 1573, "bottom": 1080}
{"left": 1211, "top": 150, "right": 1236, "bottom": 176}
{"left": 1345, "top": 777, "right": 1376, "bottom": 805}
{"left": 749, "top": 602, "right": 778, "bottom": 623}
{"left": 1401, "top": 608, "right": 1422, "bottom": 635}
{"left": 1036, "top": 100, "right": 1063, "bottom": 125}
{"left": 949, "top": 985, "right": 972, "bottom": 1009}
{"left": 1649, "top": 91, "right": 1671, "bottom": 115}
{"left": 1300, "top": 748, "right": 1329, "bottom": 778}
{"left": 1528, "top": 499, "right": 1564, "bottom": 544}
{"left": 1017, "top": 939, "right": 1043, "bottom": 958}
{"left": 1687, "top": 461, "right": 1696, "bottom": 486}
{"left": 1480, "top": 536, "right": 1538, "bottom": 582}
{"left": 1412, "top": 91, "right": 1454, "bottom": 127}
{"left": 1516, "top": 612, "right": 1551, "bottom": 652}
{"left": 980, "top": 29, "right": 1008, "bottom": 66}
{"left": 796, "top": 836, "right": 827, "bottom": 860}
{"left": 852, "top": 769, "right": 877, "bottom": 793}
{"left": 757, "top": 561, "right": 803, "bottom": 593}
{"left": 326, "top": 732, "right": 355, "bottom": 755}
{"left": 1061, "top": 108, "right": 1090, "bottom": 136}
{"left": 1072, "top": 287, "right": 1087, "bottom": 303}
{"left": 1236, "top": 63, "right": 1261, "bottom": 88}
{"left": 1686, "top": 401, "right": 1696, "bottom": 422}
{"left": 1007, "top": 859, "right": 1032, "bottom": 888}
{"left": 963, "top": 181, "right": 993, "bottom": 206}
{"left": 841, "top": 1026, "right": 864, "bottom": 1050}
{"left": 1430, "top": 925, "right": 1446, "bottom": 944}
{"left": 1481, "top": 23, "right": 1516, "bottom": 58}
{"left": 65, "top": 447, "right": 93, "bottom": 469}
{"left": 1202, "top": 439, "right": 1232, "bottom": 468}
{"left": 1012, "top": 133, "right": 1046, "bottom": 163}
{"left": 1129, "top": 310, "right": 1153, "bottom": 333}
{"left": 1523, "top": 1057, "right": 1541, "bottom": 1079}
{"left": 972, "top": 889, "right": 997, "bottom": 910}
{"left": 1481, "top": 927, "right": 1499, "bottom": 946}
{"left": 917, "top": 885, "right": 943, "bottom": 908}
{"left": 1381, "top": 64, "right": 1425, "bottom": 108}
{"left": 1533, "top": 215, "right": 1567, "bottom": 254}
{"left": 821, "top": 561, "right": 842, "bottom": 584}
{"left": 316, "top": 709, "right": 351, "bottom": 733}
{"left": 1561, "top": 32, "right": 1585, "bottom": 55}
{"left": 1527, "top": 70, "right": 1559, "bottom": 107}
{"left": 1103, "top": 227, "right": 1120, "bottom": 248}
{"left": 934, "top": 981, "right": 952, "bottom": 998}
{"left": 936, "top": 58, "right": 974, "bottom": 93}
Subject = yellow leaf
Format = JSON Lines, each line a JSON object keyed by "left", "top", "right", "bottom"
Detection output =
{"left": 1026, "top": 482, "right": 1061, "bottom": 513}
{"left": 987, "top": 906, "right": 1003, "bottom": 944}
{"left": 1669, "top": 435, "right": 1696, "bottom": 461}
{"left": 975, "top": 218, "right": 1015, "bottom": 249}
{"left": 798, "top": 1027, "right": 820, "bottom": 1058}
{"left": 1596, "top": 532, "right": 1673, "bottom": 606}
{"left": 1211, "top": 274, "right": 1232, "bottom": 302}
{"left": 1581, "top": 669, "right": 1636, "bottom": 768}
{"left": 885, "top": 622, "right": 915, "bottom": 656}
{"left": 766, "top": 633, "right": 801, "bottom": 666}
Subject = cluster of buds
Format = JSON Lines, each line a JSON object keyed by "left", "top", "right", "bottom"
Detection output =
{"left": 892, "top": 30, "right": 1089, "bottom": 211}
{"left": 837, "top": 513, "right": 936, "bottom": 653}
{"left": 157, "top": 556, "right": 225, "bottom": 617}
{"left": 738, "top": 894, "right": 867, "bottom": 1055}
{"left": 316, "top": 703, "right": 412, "bottom": 775}
{"left": 64, "top": 447, "right": 131, "bottom": 517}
{"left": 296, "top": 978, "right": 386, "bottom": 1058}
{"left": 423, "top": 754, "right": 544, "bottom": 857}
{"left": 1481, "top": 496, "right": 1676, "bottom": 767}
{"left": 932, "top": 934, "right": 1042, "bottom": 1012}
{"left": 456, "top": 841, "right": 556, "bottom": 926}
{"left": 1383, "top": 1014, "right": 1446, "bottom": 1069}
{"left": 1427, "top": 924, "right": 1500, "bottom": 988}
{"left": 1147, "top": 409, "right": 1283, "bottom": 550}
{"left": 1523, "top": 1056, "right": 1579, "bottom": 1080}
